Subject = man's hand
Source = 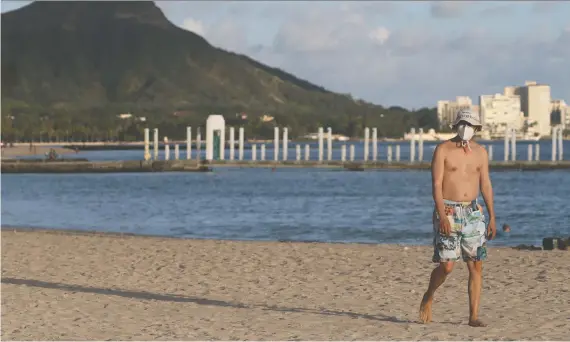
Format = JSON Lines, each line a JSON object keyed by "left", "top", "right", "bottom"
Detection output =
{"left": 439, "top": 214, "right": 452, "bottom": 236}
{"left": 486, "top": 216, "right": 497, "bottom": 240}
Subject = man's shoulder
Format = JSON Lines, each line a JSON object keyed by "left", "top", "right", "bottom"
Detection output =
{"left": 435, "top": 140, "right": 453, "bottom": 151}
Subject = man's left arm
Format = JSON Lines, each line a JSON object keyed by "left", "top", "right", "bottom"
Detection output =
{"left": 480, "top": 148, "right": 496, "bottom": 240}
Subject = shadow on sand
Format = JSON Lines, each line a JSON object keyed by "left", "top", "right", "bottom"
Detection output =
{"left": 3, "top": 277, "right": 410, "bottom": 324}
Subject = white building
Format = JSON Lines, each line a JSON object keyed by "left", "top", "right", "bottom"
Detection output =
{"left": 437, "top": 96, "right": 475, "bottom": 129}
{"left": 512, "top": 81, "right": 552, "bottom": 137}
{"left": 479, "top": 92, "right": 523, "bottom": 136}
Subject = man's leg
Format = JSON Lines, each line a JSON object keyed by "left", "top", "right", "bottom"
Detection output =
{"left": 466, "top": 260, "right": 486, "bottom": 327}
{"left": 419, "top": 261, "right": 454, "bottom": 323}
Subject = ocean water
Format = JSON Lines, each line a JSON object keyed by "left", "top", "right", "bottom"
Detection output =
{"left": 2, "top": 162, "right": 569, "bottom": 247}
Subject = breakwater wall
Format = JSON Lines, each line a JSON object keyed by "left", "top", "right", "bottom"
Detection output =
{"left": 1, "top": 160, "right": 211, "bottom": 174}
{"left": 3, "top": 159, "right": 570, "bottom": 173}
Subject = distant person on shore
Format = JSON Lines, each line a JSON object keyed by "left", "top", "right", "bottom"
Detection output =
{"left": 419, "top": 109, "right": 497, "bottom": 327}
{"left": 496, "top": 224, "right": 511, "bottom": 238}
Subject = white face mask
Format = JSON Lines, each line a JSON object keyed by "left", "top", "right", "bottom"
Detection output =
{"left": 457, "top": 124, "right": 475, "bottom": 141}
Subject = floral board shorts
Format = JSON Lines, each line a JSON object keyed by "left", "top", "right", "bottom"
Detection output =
{"left": 432, "top": 199, "right": 487, "bottom": 263}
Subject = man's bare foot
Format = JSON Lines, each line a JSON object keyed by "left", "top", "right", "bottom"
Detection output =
{"left": 419, "top": 293, "right": 432, "bottom": 324}
{"left": 468, "top": 319, "right": 487, "bottom": 327}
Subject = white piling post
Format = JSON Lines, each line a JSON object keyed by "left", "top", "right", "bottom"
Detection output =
{"left": 296, "top": 144, "right": 301, "bottom": 162}
{"left": 387, "top": 145, "right": 393, "bottom": 162}
{"left": 164, "top": 137, "right": 170, "bottom": 161}
{"left": 153, "top": 128, "right": 159, "bottom": 160}
{"left": 274, "top": 127, "right": 280, "bottom": 161}
{"left": 186, "top": 126, "right": 192, "bottom": 160}
{"left": 229, "top": 127, "right": 235, "bottom": 161}
{"left": 488, "top": 145, "right": 493, "bottom": 161}
{"left": 363, "top": 127, "right": 370, "bottom": 161}
{"left": 174, "top": 144, "right": 180, "bottom": 160}
{"left": 527, "top": 144, "right": 533, "bottom": 161}
{"left": 511, "top": 128, "right": 516, "bottom": 162}
{"left": 535, "top": 144, "right": 540, "bottom": 162}
{"left": 558, "top": 126, "right": 564, "bottom": 161}
{"left": 396, "top": 145, "right": 401, "bottom": 162}
{"left": 552, "top": 126, "right": 557, "bottom": 162}
{"left": 418, "top": 128, "right": 424, "bottom": 162}
{"left": 238, "top": 127, "right": 244, "bottom": 161}
{"left": 252, "top": 144, "right": 257, "bottom": 161}
{"left": 318, "top": 127, "right": 324, "bottom": 162}
{"left": 372, "top": 127, "right": 378, "bottom": 161}
{"left": 144, "top": 128, "right": 150, "bottom": 161}
{"left": 305, "top": 144, "right": 310, "bottom": 161}
{"left": 196, "top": 128, "right": 202, "bottom": 160}
{"left": 261, "top": 144, "right": 266, "bottom": 161}
{"left": 504, "top": 128, "right": 510, "bottom": 162}
{"left": 327, "top": 127, "right": 333, "bottom": 161}
{"left": 350, "top": 144, "right": 355, "bottom": 161}
{"left": 283, "top": 127, "right": 288, "bottom": 161}
{"left": 410, "top": 128, "right": 416, "bottom": 163}
{"left": 341, "top": 145, "right": 346, "bottom": 162}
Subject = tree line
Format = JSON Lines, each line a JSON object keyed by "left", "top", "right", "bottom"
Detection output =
{"left": 1, "top": 101, "right": 439, "bottom": 142}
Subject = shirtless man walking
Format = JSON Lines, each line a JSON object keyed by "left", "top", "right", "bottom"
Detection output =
{"left": 419, "top": 109, "right": 497, "bottom": 327}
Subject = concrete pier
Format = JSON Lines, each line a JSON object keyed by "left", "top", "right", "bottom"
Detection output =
{"left": 274, "top": 127, "right": 280, "bottom": 161}
{"left": 504, "top": 129, "right": 510, "bottom": 161}
{"left": 283, "top": 128, "right": 288, "bottom": 161}
{"left": 350, "top": 145, "right": 355, "bottom": 162}
{"left": 252, "top": 144, "right": 257, "bottom": 161}
{"left": 396, "top": 145, "right": 401, "bottom": 162}
{"left": 511, "top": 128, "right": 516, "bottom": 162}
{"left": 318, "top": 127, "right": 324, "bottom": 162}
{"left": 239, "top": 127, "right": 244, "bottom": 161}
{"left": 261, "top": 144, "right": 266, "bottom": 161}
{"left": 196, "top": 129, "right": 202, "bottom": 160}
{"left": 296, "top": 145, "right": 301, "bottom": 162}
{"left": 164, "top": 137, "right": 170, "bottom": 161}
{"left": 418, "top": 128, "right": 424, "bottom": 162}
{"left": 304, "top": 144, "right": 310, "bottom": 161}
{"left": 186, "top": 126, "right": 192, "bottom": 160}
{"left": 558, "top": 125, "right": 564, "bottom": 161}
{"left": 364, "top": 127, "right": 370, "bottom": 162}
{"left": 488, "top": 145, "right": 493, "bottom": 161}
{"left": 153, "top": 128, "right": 159, "bottom": 160}
{"left": 174, "top": 144, "right": 180, "bottom": 160}
{"left": 528, "top": 144, "right": 533, "bottom": 161}
{"left": 341, "top": 145, "right": 346, "bottom": 162}
{"left": 387, "top": 145, "right": 393, "bottom": 163}
{"left": 372, "top": 128, "right": 378, "bottom": 161}
{"left": 552, "top": 126, "right": 557, "bottom": 161}
{"left": 327, "top": 127, "right": 333, "bottom": 161}
{"left": 144, "top": 128, "right": 150, "bottom": 161}
{"left": 229, "top": 127, "right": 235, "bottom": 161}
{"left": 410, "top": 128, "right": 416, "bottom": 163}
{"left": 535, "top": 144, "right": 540, "bottom": 161}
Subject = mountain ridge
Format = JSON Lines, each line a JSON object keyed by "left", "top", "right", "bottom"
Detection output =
{"left": 1, "top": 1, "right": 437, "bottom": 140}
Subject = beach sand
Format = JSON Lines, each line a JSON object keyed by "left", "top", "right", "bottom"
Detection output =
{"left": 2, "top": 229, "right": 569, "bottom": 340}
{"left": 1, "top": 145, "right": 75, "bottom": 159}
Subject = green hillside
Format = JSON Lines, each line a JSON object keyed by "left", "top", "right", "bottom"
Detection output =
{"left": 1, "top": 1, "right": 437, "bottom": 141}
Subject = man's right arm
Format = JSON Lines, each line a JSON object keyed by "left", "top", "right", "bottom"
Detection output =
{"left": 431, "top": 144, "right": 447, "bottom": 219}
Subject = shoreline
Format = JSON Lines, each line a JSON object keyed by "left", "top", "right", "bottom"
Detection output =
{"left": 0, "top": 225, "right": 552, "bottom": 249}
{"left": 2, "top": 229, "right": 568, "bottom": 340}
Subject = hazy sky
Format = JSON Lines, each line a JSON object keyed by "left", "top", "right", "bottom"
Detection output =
{"left": 2, "top": 1, "right": 569, "bottom": 108}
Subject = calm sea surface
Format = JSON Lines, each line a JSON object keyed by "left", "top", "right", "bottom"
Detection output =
{"left": 2, "top": 142, "right": 570, "bottom": 247}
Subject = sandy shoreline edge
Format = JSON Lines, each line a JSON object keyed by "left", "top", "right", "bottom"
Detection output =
{"left": 2, "top": 228, "right": 569, "bottom": 340}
